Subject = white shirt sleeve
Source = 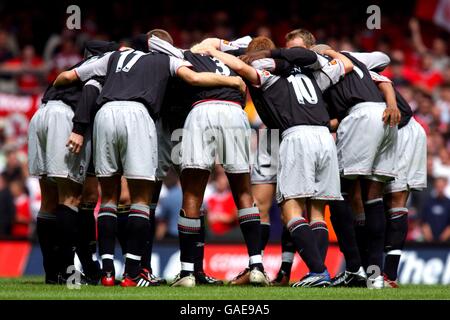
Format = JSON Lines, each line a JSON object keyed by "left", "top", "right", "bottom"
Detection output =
{"left": 219, "top": 36, "right": 252, "bottom": 52}
{"left": 148, "top": 35, "right": 185, "bottom": 59}
{"left": 347, "top": 51, "right": 390, "bottom": 71}
{"left": 84, "top": 78, "right": 103, "bottom": 91}
{"left": 313, "top": 58, "right": 345, "bottom": 92}
{"left": 169, "top": 56, "right": 193, "bottom": 76}
{"left": 74, "top": 52, "right": 113, "bottom": 81}
{"left": 369, "top": 70, "right": 392, "bottom": 83}
{"left": 254, "top": 69, "right": 280, "bottom": 91}
{"left": 251, "top": 59, "right": 276, "bottom": 72}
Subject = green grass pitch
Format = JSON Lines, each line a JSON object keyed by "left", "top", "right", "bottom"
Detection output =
{"left": 0, "top": 276, "right": 448, "bottom": 300}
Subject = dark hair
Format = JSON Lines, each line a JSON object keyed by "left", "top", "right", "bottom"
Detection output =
{"left": 147, "top": 29, "right": 174, "bottom": 45}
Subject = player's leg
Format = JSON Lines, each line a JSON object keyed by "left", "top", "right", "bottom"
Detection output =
{"left": 115, "top": 102, "right": 160, "bottom": 287}
{"left": 172, "top": 103, "right": 211, "bottom": 287}
{"left": 282, "top": 198, "right": 330, "bottom": 288}
{"left": 329, "top": 177, "right": 367, "bottom": 287}
{"left": 120, "top": 178, "right": 155, "bottom": 285}
{"left": 383, "top": 190, "right": 409, "bottom": 288}
{"left": 148, "top": 182, "right": 162, "bottom": 271}
{"left": 309, "top": 200, "right": 329, "bottom": 263}
{"left": 29, "top": 108, "right": 59, "bottom": 283}
{"left": 252, "top": 183, "right": 275, "bottom": 256}
{"left": 360, "top": 177, "right": 386, "bottom": 288}
{"left": 251, "top": 129, "right": 281, "bottom": 284}
{"left": 228, "top": 172, "right": 269, "bottom": 286}
{"left": 172, "top": 168, "right": 210, "bottom": 287}
{"left": 329, "top": 108, "right": 379, "bottom": 287}
{"left": 77, "top": 175, "right": 101, "bottom": 284}
{"left": 272, "top": 225, "right": 296, "bottom": 286}
{"left": 97, "top": 175, "right": 120, "bottom": 286}
{"left": 298, "top": 127, "right": 342, "bottom": 286}
{"left": 352, "top": 180, "right": 369, "bottom": 270}
{"left": 91, "top": 102, "right": 123, "bottom": 286}
{"left": 139, "top": 180, "right": 165, "bottom": 283}
{"left": 117, "top": 177, "right": 130, "bottom": 257}
{"left": 36, "top": 177, "right": 59, "bottom": 284}
{"left": 195, "top": 198, "right": 223, "bottom": 285}
{"left": 54, "top": 178, "right": 83, "bottom": 282}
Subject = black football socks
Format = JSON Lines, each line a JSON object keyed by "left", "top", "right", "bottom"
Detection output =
{"left": 238, "top": 207, "right": 263, "bottom": 270}
{"left": 178, "top": 210, "right": 202, "bottom": 277}
{"left": 287, "top": 217, "right": 325, "bottom": 273}
{"left": 310, "top": 220, "right": 329, "bottom": 263}
{"left": 55, "top": 204, "right": 78, "bottom": 277}
{"left": 260, "top": 221, "right": 271, "bottom": 256}
{"left": 76, "top": 202, "right": 98, "bottom": 276}
{"left": 141, "top": 203, "right": 157, "bottom": 271}
{"left": 124, "top": 204, "right": 151, "bottom": 278}
{"left": 364, "top": 198, "right": 386, "bottom": 272}
{"left": 280, "top": 226, "right": 295, "bottom": 275}
{"left": 194, "top": 213, "right": 206, "bottom": 273}
{"left": 354, "top": 212, "right": 369, "bottom": 269}
{"left": 329, "top": 198, "right": 363, "bottom": 273}
{"left": 117, "top": 204, "right": 130, "bottom": 256}
{"left": 97, "top": 203, "right": 117, "bottom": 276}
{"left": 384, "top": 207, "right": 408, "bottom": 281}
{"left": 37, "top": 211, "right": 58, "bottom": 283}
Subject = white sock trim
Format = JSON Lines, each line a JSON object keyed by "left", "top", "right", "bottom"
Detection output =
{"left": 282, "top": 252, "right": 294, "bottom": 263}
{"left": 98, "top": 212, "right": 117, "bottom": 218}
{"left": 181, "top": 262, "right": 194, "bottom": 272}
{"left": 101, "top": 254, "right": 114, "bottom": 260}
{"left": 364, "top": 198, "right": 383, "bottom": 205}
{"left": 387, "top": 249, "right": 402, "bottom": 256}
{"left": 67, "top": 205, "right": 79, "bottom": 212}
{"left": 125, "top": 253, "right": 141, "bottom": 261}
{"left": 249, "top": 255, "right": 262, "bottom": 265}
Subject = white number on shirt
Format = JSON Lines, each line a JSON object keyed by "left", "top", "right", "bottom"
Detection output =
{"left": 287, "top": 74, "right": 318, "bottom": 105}
{"left": 115, "top": 50, "right": 146, "bottom": 73}
{"left": 211, "top": 57, "right": 231, "bottom": 76}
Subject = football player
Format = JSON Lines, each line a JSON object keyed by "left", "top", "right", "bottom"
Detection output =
{"left": 28, "top": 41, "right": 118, "bottom": 284}
{"left": 350, "top": 71, "right": 427, "bottom": 288}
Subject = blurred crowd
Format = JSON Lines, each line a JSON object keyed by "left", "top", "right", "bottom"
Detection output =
{"left": 0, "top": 0, "right": 449, "bottom": 243}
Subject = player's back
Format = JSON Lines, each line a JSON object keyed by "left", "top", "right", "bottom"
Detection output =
{"left": 324, "top": 52, "right": 384, "bottom": 120}
{"left": 41, "top": 57, "right": 93, "bottom": 110}
{"left": 183, "top": 51, "right": 245, "bottom": 107}
{"left": 251, "top": 67, "right": 330, "bottom": 132}
{"left": 98, "top": 49, "right": 172, "bottom": 119}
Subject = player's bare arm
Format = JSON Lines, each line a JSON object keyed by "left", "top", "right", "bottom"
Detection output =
{"left": 176, "top": 66, "right": 246, "bottom": 94}
{"left": 195, "top": 38, "right": 222, "bottom": 50}
{"left": 193, "top": 46, "right": 259, "bottom": 85}
{"left": 378, "top": 81, "right": 401, "bottom": 127}
{"left": 322, "top": 49, "right": 353, "bottom": 73}
{"left": 53, "top": 69, "right": 79, "bottom": 86}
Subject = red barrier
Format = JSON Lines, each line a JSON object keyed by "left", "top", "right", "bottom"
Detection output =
{"left": 0, "top": 241, "right": 32, "bottom": 277}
